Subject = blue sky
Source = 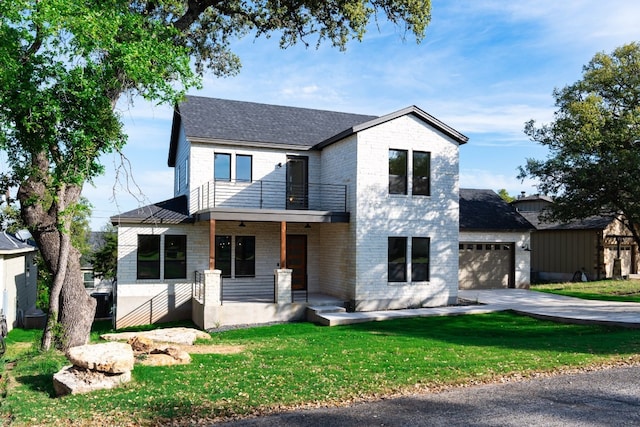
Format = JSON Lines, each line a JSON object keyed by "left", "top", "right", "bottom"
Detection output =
{"left": 81, "top": 1, "right": 640, "bottom": 230}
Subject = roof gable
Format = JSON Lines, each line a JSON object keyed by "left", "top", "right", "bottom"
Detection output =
{"left": 168, "top": 97, "right": 468, "bottom": 166}
{"left": 0, "top": 231, "right": 37, "bottom": 255}
{"left": 460, "top": 189, "right": 533, "bottom": 231}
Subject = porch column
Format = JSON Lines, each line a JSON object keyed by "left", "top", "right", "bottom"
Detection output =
{"left": 275, "top": 269, "right": 292, "bottom": 304}
{"left": 209, "top": 218, "right": 216, "bottom": 270}
{"left": 280, "top": 221, "right": 287, "bottom": 269}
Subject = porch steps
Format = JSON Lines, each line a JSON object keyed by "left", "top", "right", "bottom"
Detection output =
{"left": 306, "top": 305, "right": 347, "bottom": 326}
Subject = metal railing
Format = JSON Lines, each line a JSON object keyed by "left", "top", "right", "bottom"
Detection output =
{"left": 193, "top": 271, "right": 205, "bottom": 303}
{"left": 190, "top": 179, "right": 347, "bottom": 213}
{"left": 220, "top": 275, "right": 276, "bottom": 303}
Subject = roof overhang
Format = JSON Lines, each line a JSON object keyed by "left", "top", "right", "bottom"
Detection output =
{"left": 195, "top": 208, "right": 349, "bottom": 223}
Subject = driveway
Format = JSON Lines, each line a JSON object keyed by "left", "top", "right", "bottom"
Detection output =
{"left": 459, "top": 289, "right": 640, "bottom": 327}
{"left": 218, "top": 365, "right": 640, "bottom": 426}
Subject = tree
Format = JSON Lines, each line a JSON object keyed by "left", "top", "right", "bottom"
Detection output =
{"left": 0, "top": 1, "right": 432, "bottom": 350}
{"left": 497, "top": 189, "right": 515, "bottom": 203}
{"left": 519, "top": 42, "right": 640, "bottom": 248}
{"left": 90, "top": 224, "right": 118, "bottom": 284}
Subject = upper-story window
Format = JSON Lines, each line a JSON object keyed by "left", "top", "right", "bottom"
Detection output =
{"left": 413, "top": 151, "right": 431, "bottom": 196}
{"left": 214, "top": 153, "right": 231, "bottom": 181}
{"left": 389, "top": 149, "right": 408, "bottom": 195}
{"left": 236, "top": 155, "right": 252, "bottom": 182}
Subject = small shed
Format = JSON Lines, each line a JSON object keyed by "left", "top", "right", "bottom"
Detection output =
{"left": 0, "top": 232, "right": 38, "bottom": 331}
{"left": 459, "top": 189, "right": 534, "bottom": 289}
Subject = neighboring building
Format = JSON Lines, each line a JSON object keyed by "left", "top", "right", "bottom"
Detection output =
{"left": 459, "top": 189, "right": 533, "bottom": 289}
{"left": 82, "top": 232, "right": 115, "bottom": 319}
{"left": 512, "top": 195, "right": 639, "bottom": 282}
{"left": 0, "top": 232, "right": 38, "bottom": 332}
{"left": 112, "top": 96, "right": 468, "bottom": 329}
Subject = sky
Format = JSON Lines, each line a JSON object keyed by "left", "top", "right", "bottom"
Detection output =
{"left": 80, "top": 0, "right": 640, "bottom": 230}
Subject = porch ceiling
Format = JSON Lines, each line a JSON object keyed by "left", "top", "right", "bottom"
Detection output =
{"left": 195, "top": 207, "right": 350, "bottom": 223}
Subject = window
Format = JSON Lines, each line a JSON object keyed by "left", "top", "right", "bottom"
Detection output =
{"left": 413, "top": 151, "right": 431, "bottom": 196}
{"left": 83, "top": 271, "right": 95, "bottom": 288}
{"left": 236, "top": 155, "right": 252, "bottom": 182}
{"left": 214, "top": 153, "right": 231, "bottom": 181}
{"left": 235, "top": 236, "right": 256, "bottom": 277}
{"left": 164, "top": 235, "right": 187, "bottom": 279}
{"left": 137, "top": 235, "right": 160, "bottom": 279}
{"left": 411, "top": 237, "right": 430, "bottom": 282}
{"left": 388, "top": 237, "right": 407, "bottom": 282}
{"left": 215, "top": 235, "right": 232, "bottom": 278}
{"left": 389, "top": 149, "right": 408, "bottom": 194}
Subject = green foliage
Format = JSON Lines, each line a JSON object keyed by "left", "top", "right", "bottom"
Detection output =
{"left": 497, "top": 188, "right": 515, "bottom": 203}
{"left": 520, "top": 42, "right": 640, "bottom": 245}
{"left": 532, "top": 279, "right": 640, "bottom": 303}
{"left": 2, "top": 313, "right": 640, "bottom": 424}
{"left": 89, "top": 224, "right": 118, "bottom": 282}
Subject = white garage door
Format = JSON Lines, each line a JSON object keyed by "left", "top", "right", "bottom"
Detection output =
{"left": 459, "top": 243, "right": 513, "bottom": 289}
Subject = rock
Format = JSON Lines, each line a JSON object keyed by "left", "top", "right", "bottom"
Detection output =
{"left": 101, "top": 327, "right": 210, "bottom": 345}
{"left": 128, "top": 336, "right": 154, "bottom": 353}
{"left": 66, "top": 342, "right": 134, "bottom": 374}
{"left": 53, "top": 365, "right": 131, "bottom": 396}
{"left": 138, "top": 345, "right": 191, "bottom": 366}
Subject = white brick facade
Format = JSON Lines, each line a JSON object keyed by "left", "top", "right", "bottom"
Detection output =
{"left": 115, "top": 102, "right": 466, "bottom": 328}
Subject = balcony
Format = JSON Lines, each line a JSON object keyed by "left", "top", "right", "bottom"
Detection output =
{"left": 190, "top": 179, "right": 348, "bottom": 215}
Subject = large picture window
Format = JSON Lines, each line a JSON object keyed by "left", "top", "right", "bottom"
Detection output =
{"left": 137, "top": 235, "right": 160, "bottom": 279}
{"left": 236, "top": 154, "right": 252, "bottom": 182}
{"left": 411, "top": 237, "right": 430, "bottom": 281}
{"left": 389, "top": 149, "right": 408, "bottom": 195}
{"left": 388, "top": 237, "right": 407, "bottom": 282}
{"left": 164, "top": 235, "right": 187, "bottom": 279}
{"left": 214, "top": 153, "right": 231, "bottom": 181}
{"left": 216, "top": 235, "right": 232, "bottom": 278}
{"left": 235, "top": 236, "right": 256, "bottom": 277}
{"left": 413, "top": 151, "right": 431, "bottom": 196}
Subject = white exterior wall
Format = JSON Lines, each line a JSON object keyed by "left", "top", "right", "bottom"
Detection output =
{"left": 459, "top": 231, "right": 531, "bottom": 288}
{"left": 1, "top": 252, "right": 37, "bottom": 331}
{"left": 173, "top": 126, "right": 190, "bottom": 198}
{"left": 115, "top": 223, "right": 209, "bottom": 328}
{"left": 353, "top": 115, "right": 460, "bottom": 310}
{"left": 187, "top": 140, "right": 320, "bottom": 214}
{"left": 318, "top": 135, "right": 358, "bottom": 300}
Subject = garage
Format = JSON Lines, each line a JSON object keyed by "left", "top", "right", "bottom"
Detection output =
{"left": 459, "top": 243, "right": 514, "bottom": 289}
{"left": 459, "top": 189, "right": 534, "bottom": 290}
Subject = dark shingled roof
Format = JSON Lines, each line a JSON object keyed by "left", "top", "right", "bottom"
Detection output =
{"left": 110, "top": 195, "right": 192, "bottom": 225}
{"left": 0, "top": 232, "right": 37, "bottom": 254}
{"left": 460, "top": 189, "right": 534, "bottom": 231}
{"left": 519, "top": 211, "right": 614, "bottom": 231}
{"left": 168, "top": 96, "right": 468, "bottom": 166}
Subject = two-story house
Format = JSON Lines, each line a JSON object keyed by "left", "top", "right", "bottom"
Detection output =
{"left": 111, "top": 96, "right": 468, "bottom": 329}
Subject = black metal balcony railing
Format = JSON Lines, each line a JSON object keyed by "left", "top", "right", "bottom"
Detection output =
{"left": 190, "top": 179, "right": 347, "bottom": 213}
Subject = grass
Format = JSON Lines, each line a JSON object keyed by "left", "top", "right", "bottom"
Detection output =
{"left": 2, "top": 312, "right": 640, "bottom": 426}
{"left": 531, "top": 279, "right": 640, "bottom": 302}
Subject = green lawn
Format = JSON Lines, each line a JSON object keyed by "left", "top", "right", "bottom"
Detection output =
{"left": 2, "top": 312, "right": 640, "bottom": 426}
{"left": 531, "top": 279, "right": 640, "bottom": 302}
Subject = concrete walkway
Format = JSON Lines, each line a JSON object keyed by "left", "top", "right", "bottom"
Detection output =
{"left": 313, "top": 289, "right": 640, "bottom": 327}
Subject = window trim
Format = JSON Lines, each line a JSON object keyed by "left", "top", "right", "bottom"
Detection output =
{"left": 412, "top": 151, "right": 431, "bottom": 196}
{"left": 411, "top": 237, "right": 430, "bottom": 282}
{"left": 389, "top": 149, "right": 408, "bottom": 195}
{"left": 388, "top": 237, "right": 407, "bottom": 282}
{"left": 214, "top": 152, "right": 231, "bottom": 181}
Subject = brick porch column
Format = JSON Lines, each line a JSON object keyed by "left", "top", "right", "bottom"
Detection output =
{"left": 275, "top": 269, "right": 293, "bottom": 303}
{"left": 203, "top": 269, "right": 222, "bottom": 306}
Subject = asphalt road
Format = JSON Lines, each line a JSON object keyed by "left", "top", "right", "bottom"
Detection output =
{"left": 218, "top": 365, "right": 640, "bottom": 426}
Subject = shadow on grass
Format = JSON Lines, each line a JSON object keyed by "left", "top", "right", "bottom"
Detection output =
{"left": 14, "top": 373, "right": 57, "bottom": 397}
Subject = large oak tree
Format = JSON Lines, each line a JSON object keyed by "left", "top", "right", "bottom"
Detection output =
{"left": 520, "top": 42, "right": 640, "bottom": 247}
{"left": 0, "top": 0, "right": 431, "bottom": 350}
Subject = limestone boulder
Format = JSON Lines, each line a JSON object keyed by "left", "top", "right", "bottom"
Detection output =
{"left": 66, "top": 342, "right": 134, "bottom": 374}
{"left": 128, "top": 336, "right": 154, "bottom": 353}
{"left": 101, "top": 327, "right": 211, "bottom": 345}
{"left": 53, "top": 365, "right": 131, "bottom": 396}
{"left": 138, "top": 345, "right": 192, "bottom": 366}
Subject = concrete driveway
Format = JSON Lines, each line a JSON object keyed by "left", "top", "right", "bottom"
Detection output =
{"left": 459, "top": 289, "right": 640, "bottom": 327}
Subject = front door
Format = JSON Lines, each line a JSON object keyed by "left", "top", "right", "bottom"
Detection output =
{"left": 286, "top": 235, "right": 307, "bottom": 290}
{"left": 286, "top": 156, "right": 308, "bottom": 209}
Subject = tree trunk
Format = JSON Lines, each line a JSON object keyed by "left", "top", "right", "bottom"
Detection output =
{"left": 18, "top": 171, "right": 96, "bottom": 351}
